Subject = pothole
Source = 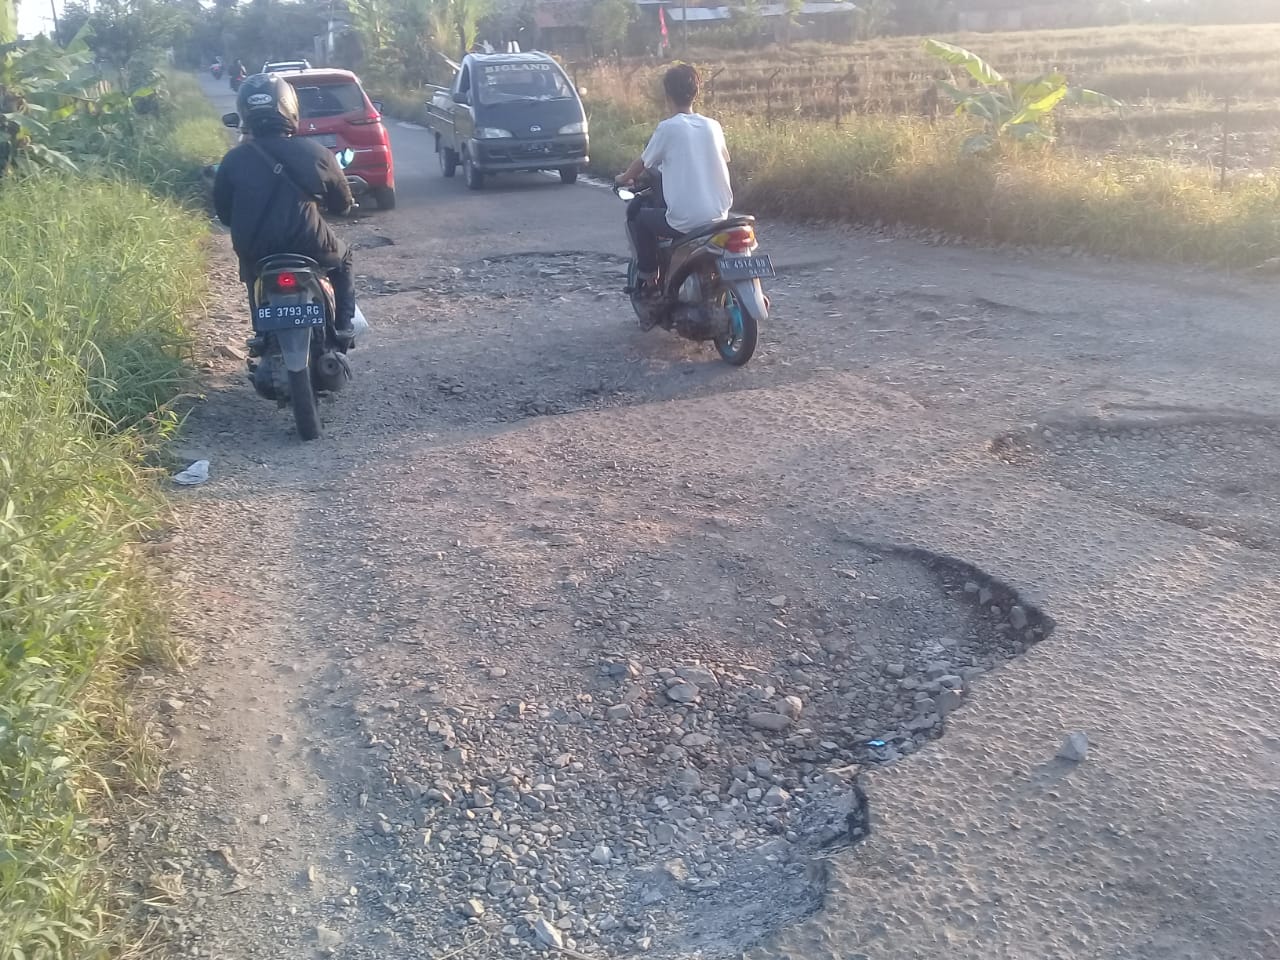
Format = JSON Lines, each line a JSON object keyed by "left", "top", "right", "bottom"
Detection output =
{"left": 334, "top": 531, "right": 1050, "bottom": 959}
{"left": 992, "top": 413, "right": 1280, "bottom": 551}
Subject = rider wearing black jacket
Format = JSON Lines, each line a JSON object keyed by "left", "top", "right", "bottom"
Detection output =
{"left": 213, "top": 73, "right": 356, "bottom": 336}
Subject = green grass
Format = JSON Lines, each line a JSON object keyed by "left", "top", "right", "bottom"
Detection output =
{"left": 585, "top": 97, "right": 1280, "bottom": 268}
{"left": 112, "top": 73, "right": 230, "bottom": 202}
{"left": 0, "top": 73, "right": 220, "bottom": 960}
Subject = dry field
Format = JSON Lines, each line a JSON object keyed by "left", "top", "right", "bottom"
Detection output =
{"left": 578, "top": 22, "right": 1280, "bottom": 170}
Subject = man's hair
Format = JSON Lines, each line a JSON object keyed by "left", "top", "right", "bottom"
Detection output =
{"left": 663, "top": 64, "right": 700, "bottom": 108}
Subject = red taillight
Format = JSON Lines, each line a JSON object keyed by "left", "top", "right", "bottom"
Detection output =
{"left": 727, "top": 228, "right": 755, "bottom": 253}
{"left": 275, "top": 272, "right": 298, "bottom": 291}
{"left": 349, "top": 113, "right": 381, "bottom": 126}
{"left": 712, "top": 226, "right": 757, "bottom": 253}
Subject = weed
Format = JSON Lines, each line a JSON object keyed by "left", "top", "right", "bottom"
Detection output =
{"left": 0, "top": 72, "right": 219, "bottom": 960}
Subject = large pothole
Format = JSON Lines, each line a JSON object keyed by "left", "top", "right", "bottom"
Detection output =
{"left": 329, "top": 532, "right": 1050, "bottom": 960}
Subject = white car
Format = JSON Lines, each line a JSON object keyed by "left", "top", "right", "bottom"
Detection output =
{"left": 262, "top": 59, "right": 312, "bottom": 73}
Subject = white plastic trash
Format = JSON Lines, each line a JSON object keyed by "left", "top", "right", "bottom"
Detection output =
{"left": 172, "top": 460, "right": 210, "bottom": 486}
{"left": 351, "top": 304, "right": 370, "bottom": 340}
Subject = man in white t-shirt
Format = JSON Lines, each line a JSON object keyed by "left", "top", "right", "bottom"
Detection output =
{"left": 616, "top": 64, "right": 732, "bottom": 294}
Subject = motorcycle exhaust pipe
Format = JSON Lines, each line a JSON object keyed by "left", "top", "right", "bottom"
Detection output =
{"left": 313, "top": 350, "right": 352, "bottom": 393}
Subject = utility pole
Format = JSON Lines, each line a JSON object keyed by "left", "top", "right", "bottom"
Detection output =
{"left": 50, "top": 0, "right": 60, "bottom": 39}
{"left": 682, "top": 0, "right": 688, "bottom": 50}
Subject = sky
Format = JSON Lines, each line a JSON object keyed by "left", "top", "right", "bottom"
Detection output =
{"left": 19, "top": 0, "right": 59, "bottom": 39}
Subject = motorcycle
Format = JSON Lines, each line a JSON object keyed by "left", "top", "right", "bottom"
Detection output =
{"left": 229, "top": 67, "right": 246, "bottom": 91}
{"left": 211, "top": 58, "right": 223, "bottom": 80}
{"left": 242, "top": 150, "right": 361, "bottom": 440}
{"left": 614, "top": 175, "right": 772, "bottom": 366}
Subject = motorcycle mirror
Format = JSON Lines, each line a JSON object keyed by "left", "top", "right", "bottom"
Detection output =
{"left": 336, "top": 148, "right": 356, "bottom": 168}
{"left": 221, "top": 112, "right": 240, "bottom": 128}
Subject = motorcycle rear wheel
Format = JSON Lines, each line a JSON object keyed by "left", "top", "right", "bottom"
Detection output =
{"left": 714, "top": 284, "right": 760, "bottom": 367}
{"left": 288, "top": 367, "right": 321, "bottom": 441}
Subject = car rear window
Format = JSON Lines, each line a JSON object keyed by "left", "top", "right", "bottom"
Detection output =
{"left": 291, "top": 81, "right": 366, "bottom": 119}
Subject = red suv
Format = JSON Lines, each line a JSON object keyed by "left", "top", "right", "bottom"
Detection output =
{"left": 282, "top": 68, "right": 396, "bottom": 210}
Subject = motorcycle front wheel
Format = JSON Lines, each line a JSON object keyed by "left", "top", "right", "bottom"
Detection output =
{"left": 288, "top": 367, "right": 321, "bottom": 441}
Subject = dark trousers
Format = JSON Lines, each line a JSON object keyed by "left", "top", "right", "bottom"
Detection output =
{"left": 627, "top": 203, "right": 682, "bottom": 275}
{"left": 244, "top": 246, "right": 355, "bottom": 327}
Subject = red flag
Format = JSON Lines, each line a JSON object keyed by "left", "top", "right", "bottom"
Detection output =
{"left": 659, "top": 6, "right": 669, "bottom": 42}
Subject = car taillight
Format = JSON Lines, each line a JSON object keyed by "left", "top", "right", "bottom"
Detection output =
{"left": 712, "top": 227, "right": 756, "bottom": 253}
{"left": 275, "top": 272, "right": 298, "bottom": 291}
{"left": 349, "top": 113, "right": 381, "bottom": 126}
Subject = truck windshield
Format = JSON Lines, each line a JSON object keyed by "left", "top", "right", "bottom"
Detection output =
{"left": 477, "top": 62, "right": 574, "bottom": 105}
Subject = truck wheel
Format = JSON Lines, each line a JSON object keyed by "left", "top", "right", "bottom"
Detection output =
{"left": 438, "top": 136, "right": 458, "bottom": 178}
{"left": 464, "top": 150, "right": 485, "bottom": 191}
{"left": 558, "top": 165, "right": 579, "bottom": 185}
{"left": 372, "top": 186, "right": 397, "bottom": 210}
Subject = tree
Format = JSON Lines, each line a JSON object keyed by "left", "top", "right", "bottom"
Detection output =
{"left": 854, "top": 0, "right": 893, "bottom": 40}
{"left": 587, "top": 0, "right": 632, "bottom": 57}
{"left": 894, "top": 0, "right": 951, "bottom": 34}
{"left": 782, "top": 0, "right": 802, "bottom": 45}
{"left": 55, "top": 1, "right": 92, "bottom": 47}
{"left": 1, "top": 0, "right": 16, "bottom": 43}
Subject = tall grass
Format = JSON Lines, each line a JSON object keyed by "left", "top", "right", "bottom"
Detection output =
{"left": 0, "top": 79, "right": 218, "bottom": 960}
{"left": 585, "top": 98, "right": 1280, "bottom": 267}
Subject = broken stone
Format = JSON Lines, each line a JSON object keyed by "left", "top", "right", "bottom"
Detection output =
{"left": 534, "top": 916, "right": 564, "bottom": 948}
{"left": 777, "top": 695, "right": 804, "bottom": 720}
{"left": 762, "top": 785, "right": 790, "bottom": 808}
{"left": 315, "top": 926, "right": 342, "bottom": 950}
{"left": 748, "top": 711, "right": 792, "bottom": 732}
{"left": 666, "top": 682, "right": 699, "bottom": 704}
{"left": 1057, "top": 731, "right": 1089, "bottom": 762}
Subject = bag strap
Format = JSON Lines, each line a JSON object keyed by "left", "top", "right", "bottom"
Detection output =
{"left": 246, "top": 137, "right": 320, "bottom": 203}
{"left": 239, "top": 138, "right": 321, "bottom": 256}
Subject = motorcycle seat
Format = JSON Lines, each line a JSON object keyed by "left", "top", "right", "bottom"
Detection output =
{"left": 674, "top": 215, "right": 756, "bottom": 245}
{"left": 256, "top": 254, "right": 321, "bottom": 274}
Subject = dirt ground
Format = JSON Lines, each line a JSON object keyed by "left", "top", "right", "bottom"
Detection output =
{"left": 127, "top": 77, "right": 1280, "bottom": 960}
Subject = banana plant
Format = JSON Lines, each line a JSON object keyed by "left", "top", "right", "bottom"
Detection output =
{"left": 924, "top": 39, "right": 1121, "bottom": 154}
{"left": 1, "top": 32, "right": 159, "bottom": 174}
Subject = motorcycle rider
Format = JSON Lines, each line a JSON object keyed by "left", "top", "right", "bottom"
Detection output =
{"left": 213, "top": 73, "right": 357, "bottom": 339}
{"left": 230, "top": 58, "right": 246, "bottom": 88}
{"left": 615, "top": 64, "right": 732, "bottom": 295}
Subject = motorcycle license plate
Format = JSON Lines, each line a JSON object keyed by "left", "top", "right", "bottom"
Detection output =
{"left": 719, "top": 255, "right": 775, "bottom": 281}
{"left": 254, "top": 302, "right": 325, "bottom": 331}
{"left": 307, "top": 133, "right": 339, "bottom": 148}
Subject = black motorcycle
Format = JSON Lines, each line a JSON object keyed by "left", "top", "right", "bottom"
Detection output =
{"left": 241, "top": 153, "right": 359, "bottom": 440}
{"left": 245, "top": 255, "right": 352, "bottom": 440}
{"left": 615, "top": 175, "right": 772, "bottom": 366}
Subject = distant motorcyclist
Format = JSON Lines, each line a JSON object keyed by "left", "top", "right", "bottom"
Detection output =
{"left": 213, "top": 73, "right": 357, "bottom": 338}
{"left": 230, "top": 59, "right": 246, "bottom": 89}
